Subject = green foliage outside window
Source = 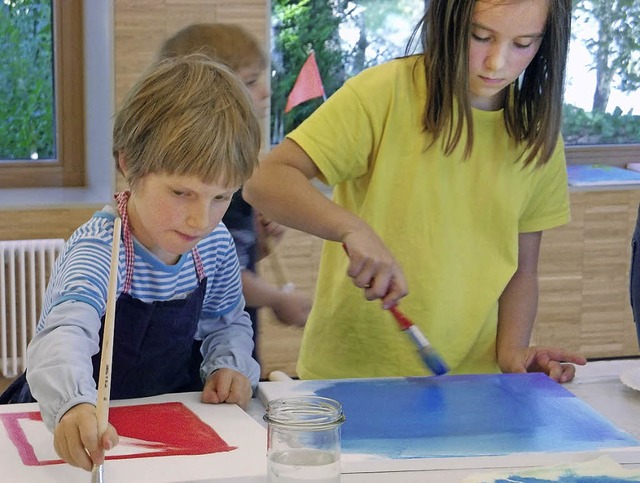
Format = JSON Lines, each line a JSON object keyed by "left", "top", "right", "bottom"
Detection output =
{"left": 272, "top": 0, "right": 640, "bottom": 147}
{"left": 563, "top": 105, "right": 640, "bottom": 145}
{"left": 271, "top": 0, "right": 347, "bottom": 142}
{"left": 0, "top": 0, "right": 54, "bottom": 160}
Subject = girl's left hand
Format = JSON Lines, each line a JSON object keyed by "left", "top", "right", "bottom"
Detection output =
{"left": 499, "top": 346, "right": 587, "bottom": 383}
{"left": 201, "top": 368, "right": 252, "bottom": 409}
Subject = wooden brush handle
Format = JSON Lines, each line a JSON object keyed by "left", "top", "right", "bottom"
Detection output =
{"left": 265, "top": 237, "right": 292, "bottom": 290}
{"left": 95, "top": 217, "right": 121, "bottom": 436}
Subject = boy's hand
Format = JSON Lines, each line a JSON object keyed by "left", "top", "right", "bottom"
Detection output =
{"left": 498, "top": 346, "right": 587, "bottom": 383}
{"left": 53, "top": 403, "right": 119, "bottom": 471}
{"left": 201, "top": 368, "right": 252, "bottom": 409}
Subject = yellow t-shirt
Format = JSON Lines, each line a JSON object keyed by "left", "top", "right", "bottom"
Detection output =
{"left": 288, "top": 56, "right": 569, "bottom": 379}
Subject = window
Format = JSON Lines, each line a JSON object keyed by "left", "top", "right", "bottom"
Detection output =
{"left": 0, "top": 1, "right": 112, "bottom": 208}
{"left": 0, "top": 0, "right": 84, "bottom": 188}
{"left": 564, "top": 0, "right": 640, "bottom": 164}
{"left": 270, "top": 0, "right": 425, "bottom": 143}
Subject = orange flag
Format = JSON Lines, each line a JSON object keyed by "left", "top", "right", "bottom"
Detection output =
{"left": 284, "top": 51, "right": 326, "bottom": 113}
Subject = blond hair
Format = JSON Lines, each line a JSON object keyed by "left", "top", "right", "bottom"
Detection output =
{"left": 113, "top": 54, "right": 261, "bottom": 188}
{"left": 158, "top": 23, "right": 266, "bottom": 72}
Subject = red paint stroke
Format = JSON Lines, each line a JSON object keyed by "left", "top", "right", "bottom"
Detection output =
{"left": 0, "top": 402, "right": 236, "bottom": 466}
{"left": 1, "top": 411, "right": 44, "bottom": 466}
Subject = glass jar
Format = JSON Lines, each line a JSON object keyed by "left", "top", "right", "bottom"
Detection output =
{"left": 264, "top": 395, "right": 346, "bottom": 483}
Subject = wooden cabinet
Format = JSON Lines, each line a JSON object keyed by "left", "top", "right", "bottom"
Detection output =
{"left": 534, "top": 188, "right": 640, "bottom": 358}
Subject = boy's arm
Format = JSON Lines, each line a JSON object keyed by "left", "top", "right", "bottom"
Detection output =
{"left": 197, "top": 300, "right": 260, "bottom": 388}
{"left": 27, "top": 300, "right": 102, "bottom": 430}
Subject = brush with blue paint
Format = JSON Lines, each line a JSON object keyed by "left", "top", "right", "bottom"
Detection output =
{"left": 388, "top": 305, "right": 449, "bottom": 376}
{"left": 341, "top": 243, "right": 448, "bottom": 375}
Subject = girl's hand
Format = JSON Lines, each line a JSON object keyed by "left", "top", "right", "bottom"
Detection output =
{"left": 343, "top": 230, "right": 408, "bottom": 309}
{"left": 498, "top": 346, "right": 587, "bottom": 383}
{"left": 201, "top": 368, "right": 252, "bottom": 409}
{"left": 53, "top": 403, "right": 119, "bottom": 471}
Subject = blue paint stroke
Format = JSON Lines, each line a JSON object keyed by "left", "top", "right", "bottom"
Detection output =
{"left": 494, "top": 474, "right": 638, "bottom": 482}
{"left": 293, "top": 374, "right": 640, "bottom": 459}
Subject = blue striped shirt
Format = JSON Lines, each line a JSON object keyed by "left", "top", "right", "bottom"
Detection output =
{"left": 38, "top": 207, "right": 245, "bottom": 323}
{"left": 28, "top": 206, "right": 259, "bottom": 430}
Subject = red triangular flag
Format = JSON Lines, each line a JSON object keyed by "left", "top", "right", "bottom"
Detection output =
{"left": 284, "top": 52, "right": 325, "bottom": 113}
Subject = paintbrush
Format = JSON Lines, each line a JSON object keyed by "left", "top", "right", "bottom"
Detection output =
{"left": 341, "top": 243, "right": 448, "bottom": 375}
{"left": 388, "top": 305, "right": 449, "bottom": 376}
{"left": 265, "top": 236, "right": 295, "bottom": 293}
{"left": 91, "top": 216, "right": 121, "bottom": 483}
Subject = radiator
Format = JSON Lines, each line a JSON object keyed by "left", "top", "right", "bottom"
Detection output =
{"left": 0, "top": 239, "right": 65, "bottom": 377}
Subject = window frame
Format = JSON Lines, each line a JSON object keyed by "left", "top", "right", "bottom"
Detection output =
{"left": 565, "top": 144, "right": 640, "bottom": 166}
{"left": 0, "top": 0, "right": 84, "bottom": 188}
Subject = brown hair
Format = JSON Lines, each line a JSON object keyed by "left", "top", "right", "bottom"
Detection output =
{"left": 409, "top": 0, "right": 571, "bottom": 166}
{"left": 113, "top": 54, "right": 261, "bottom": 188}
{"left": 158, "top": 23, "right": 266, "bottom": 71}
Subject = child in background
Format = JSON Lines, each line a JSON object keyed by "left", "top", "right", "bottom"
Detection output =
{"left": 159, "top": 23, "right": 312, "bottom": 362}
{"left": 15, "top": 55, "right": 261, "bottom": 471}
{"left": 630, "top": 205, "right": 640, "bottom": 346}
{"left": 245, "top": 0, "right": 587, "bottom": 382}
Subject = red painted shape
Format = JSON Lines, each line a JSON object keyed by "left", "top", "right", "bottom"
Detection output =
{"left": 0, "top": 402, "right": 236, "bottom": 466}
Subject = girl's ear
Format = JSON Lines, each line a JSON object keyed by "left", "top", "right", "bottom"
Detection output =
{"left": 117, "top": 151, "right": 128, "bottom": 175}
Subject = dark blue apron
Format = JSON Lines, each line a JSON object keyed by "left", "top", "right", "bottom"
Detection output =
{"left": 91, "top": 274, "right": 207, "bottom": 399}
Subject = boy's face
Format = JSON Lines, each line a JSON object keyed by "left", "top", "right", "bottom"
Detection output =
{"left": 127, "top": 172, "right": 238, "bottom": 265}
{"left": 238, "top": 63, "right": 270, "bottom": 119}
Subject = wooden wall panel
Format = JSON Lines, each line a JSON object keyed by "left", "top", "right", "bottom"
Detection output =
{"left": 0, "top": 207, "right": 99, "bottom": 241}
{"left": 534, "top": 189, "right": 640, "bottom": 359}
{"left": 114, "top": 0, "right": 269, "bottom": 106}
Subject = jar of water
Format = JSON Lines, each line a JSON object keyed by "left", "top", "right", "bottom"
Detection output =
{"left": 264, "top": 395, "right": 346, "bottom": 483}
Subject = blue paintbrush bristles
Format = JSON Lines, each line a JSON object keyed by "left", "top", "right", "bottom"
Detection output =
{"left": 402, "top": 324, "right": 449, "bottom": 376}
{"left": 388, "top": 305, "right": 449, "bottom": 376}
{"left": 419, "top": 346, "right": 449, "bottom": 376}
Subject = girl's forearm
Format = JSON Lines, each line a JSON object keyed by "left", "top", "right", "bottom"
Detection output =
{"left": 244, "top": 140, "right": 365, "bottom": 243}
{"left": 496, "top": 269, "right": 538, "bottom": 359}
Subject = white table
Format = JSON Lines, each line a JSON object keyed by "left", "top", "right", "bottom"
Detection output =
{"left": 0, "top": 359, "right": 638, "bottom": 482}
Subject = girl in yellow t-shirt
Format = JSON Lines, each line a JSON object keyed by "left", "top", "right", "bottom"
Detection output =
{"left": 245, "top": 0, "right": 587, "bottom": 382}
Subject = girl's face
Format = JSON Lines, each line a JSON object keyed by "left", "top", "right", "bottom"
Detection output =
{"left": 468, "top": 0, "right": 549, "bottom": 110}
{"left": 127, "top": 172, "right": 238, "bottom": 265}
{"left": 238, "top": 63, "right": 270, "bottom": 119}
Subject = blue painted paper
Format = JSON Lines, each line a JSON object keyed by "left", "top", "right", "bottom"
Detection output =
{"left": 279, "top": 374, "right": 640, "bottom": 459}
